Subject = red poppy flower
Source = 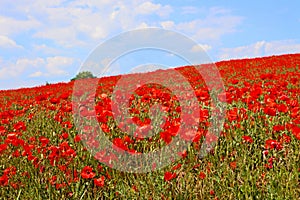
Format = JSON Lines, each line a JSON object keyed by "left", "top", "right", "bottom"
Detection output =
{"left": 39, "top": 136, "right": 49, "bottom": 147}
{"left": 60, "top": 132, "right": 69, "bottom": 140}
{"left": 13, "top": 121, "right": 26, "bottom": 131}
{"left": 0, "top": 126, "right": 6, "bottom": 136}
{"left": 242, "top": 135, "right": 253, "bottom": 144}
{"left": 74, "top": 135, "right": 81, "bottom": 142}
{"left": 265, "top": 139, "right": 282, "bottom": 150}
{"left": 230, "top": 161, "right": 237, "bottom": 170}
{"left": 0, "top": 143, "right": 7, "bottom": 154}
{"left": 250, "top": 87, "right": 262, "bottom": 99}
{"left": 199, "top": 171, "right": 206, "bottom": 180}
{"left": 0, "top": 174, "right": 8, "bottom": 186}
{"left": 160, "top": 131, "right": 172, "bottom": 144}
{"left": 227, "top": 108, "right": 238, "bottom": 122}
{"left": 180, "top": 130, "right": 196, "bottom": 141}
{"left": 112, "top": 138, "right": 128, "bottom": 151}
{"left": 172, "top": 164, "right": 182, "bottom": 171}
{"left": 101, "top": 123, "right": 110, "bottom": 133}
{"left": 291, "top": 126, "right": 300, "bottom": 140}
{"left": 123, "top": 135, "right": 134, "bottom": 144}
{"left": 279, "top": 134, "right": 291, "bottom": 144}
{"left": 50, "top": 97, "right": 60, "bottom": 104}
{"left": 205, "top": 132, "right": 218, "bottom": 145}
{"left": 164, "top": 171, "right": 176, "bottom": 181}
{"left": 178, "top": 150, "right": 187, "bottom": 159}
{"left": 231, "top": 79, "right": 239, "bottom": 84}
{"left": 277, "top": 104, "right": 288, "bottom": 113}
{"left": 291, "top": 107, "right": 299, "bottom": 118}
{"left": 81, "top": 166, "right": 96, "bottom": 179}
{"left": 60, "top": 92, "right": 69, "bottom": 100}
{"left": 12, "top": 150, "right": 20, "bottom": 157}
{"left": 35, "top": 94, "right": 48, "bottom": 101}
{"left": 264, "top": 107, "right": 277, "bottom": 116}
{"left": 273, "top": 125, "right": 285, "bottom": 133}
{"left": 94, "top": 176, "right": 105, "bottom": 187}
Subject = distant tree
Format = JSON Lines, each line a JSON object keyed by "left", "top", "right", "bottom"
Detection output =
{"left": 71, "top": 71, "right": 96, "bottom": 81}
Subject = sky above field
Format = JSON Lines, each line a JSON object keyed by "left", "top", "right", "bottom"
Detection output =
{"left": 0, "top": 0, "right": 300, "bottom": 90}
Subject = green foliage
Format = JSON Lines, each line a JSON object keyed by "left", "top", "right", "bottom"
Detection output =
{"left": 71, "top": 71, "right": 96, "bottom": 81}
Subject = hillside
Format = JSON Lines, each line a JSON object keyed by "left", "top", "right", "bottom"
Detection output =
{"left": 0, "top": 53, "right": 299, "bottom": 199}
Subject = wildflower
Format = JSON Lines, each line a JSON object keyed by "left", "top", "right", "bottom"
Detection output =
{"left": 242, "top": 135, "right": 253, "bottom": 144}
{"left": 164, "top": 171, "right": 176, "bottom": 182}
{"left": 81, "top": 166, "right": 95, "bottom": 179}
{"left": 0, "top": 174, "right": 8, "bottom": 186}
{"left": 230, "top": 161, "right": 237, "bottom": 170}
{"left": 172, "top": 164, "right": 182, "bottom": 171}
{"left": 160, "top": 131, "right": 172, "bottom": 144}
{"left": 199, "top": 172, "right": 206, "bottom": 180}
{"left": 94, "top": 176, "right": 105, "bottom": 187}
{"left": 291, "top": 126, "right": 300, "bottom": 140}
{"left": 13, "top": 121, "right": 26, "bottom": 131}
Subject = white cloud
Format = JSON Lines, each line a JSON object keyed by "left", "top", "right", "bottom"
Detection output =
{"left": 135, "top": 1, "right": 172, "bottom": 17}
{"left": 29, "top": 71, "right": 43, "bottom": 77}
{"left": 2, "top": 0, "right": 174, "bottom": 48}
{"left": 181, "top": 6, "right": 200, "bottom": 15}
{"left": 160, "top": 21, "right": 175, "bottom": 29}
{"left": 161, "top": 7, "right": 243, "bottom": 43}
{"left": 191, "top": 44, "right": 212, "bottom": 52}
{"left": 136, "top": 2, "right": 162, "bottom": 15}
{"left": 264, "top": 40, "right": 300, "bottom": 55}
{"left": 0, "top": 15, "right": 40, "bottom": 36}
{"left": 136, "top": 22, "right": 149, "bottom": 29}
{"left": 0, "top": 35, "right": 23, "bottom": 48}
{"left": 0, "top": 58, "right": 43, "bottom": 79}
{"left": 34, "top": 27, "right": 84, "bottom": 48}
{"left": 0, "top": 57, "right": 45, "bottom": 79}
{"left": 219, "top": 40, "right": 300, "bottom": 60}
{"left": 0, "top": 65, "right": 17, "bottom": 79}
{"left": 0, "top": 2, "right": 242, "bottom": 56}
{"left": 83, "top": 57, "right": 120, "bottom": 76}
{"left": 45, "top": 56, "right": 74, "bottom": 76}
{"left": 0, "top": 56, "right": 74, "bottom": 79}
{"left": 16, "top": 58, "right": 45, "bottom": 70}
{"left": 33, "top": 44, "right": 62, "bottom": 55}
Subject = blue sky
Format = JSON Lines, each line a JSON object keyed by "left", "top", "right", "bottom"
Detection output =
{"left": 0, "top": 0, "right": 299, "bottom": 90}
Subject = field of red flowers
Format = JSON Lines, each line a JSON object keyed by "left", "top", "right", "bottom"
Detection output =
{"left": 0, "top": 53, "right": 299, "bottom": 199}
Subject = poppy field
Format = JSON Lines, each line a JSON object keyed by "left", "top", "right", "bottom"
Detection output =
{"left": 0, "top": 53, "right": 299, "bottom": 199}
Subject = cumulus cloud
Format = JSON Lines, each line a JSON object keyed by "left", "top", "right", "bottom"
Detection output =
{"left": 0, "top": 35, "right": 23, "bottom": 49}
{"left": 33, "top": 44, "right": 62, "bottom": 55}
{"left": 0, "top": 1, "right": 243, "bottom": 54}
{"left": 0, "top": 0, "right": 173, "bottom": 48}
{"left": 264, "top": 40, "right": 300, "bottom": 55}
{"left": 0, "top": 15, "right": 41, "bottom": 36}
{"left": 161, "top": 7, "right": 243, "bottom": 43}
{"left": 219, "top": 40, "right": 300, "bottom": 60}
{"left": 0, "top": 57, "right": 43, "bottom": 79}
{"left": 29, "top": 71, "right": 43, "bottom": 78}
{"left": 0, "top": 56, "right": 74, "bottom": 79}
{"left": 181, "top": 6, "right": 200, "bottom": 15}
{"left": 45, "top": 56, "right": 74, "bottom": 76}
{"left": 135, "top": 1, "right": 172, "bottom": 17}
{"left": 191, "top": 44, "right": 212, "bottom": 52}
{"left": 160, "top": 21, "right": 175, "bottom": 29}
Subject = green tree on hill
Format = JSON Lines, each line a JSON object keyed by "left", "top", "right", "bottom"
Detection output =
{"left": 71, "top": 71, "right": 96, "bottom": 81}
